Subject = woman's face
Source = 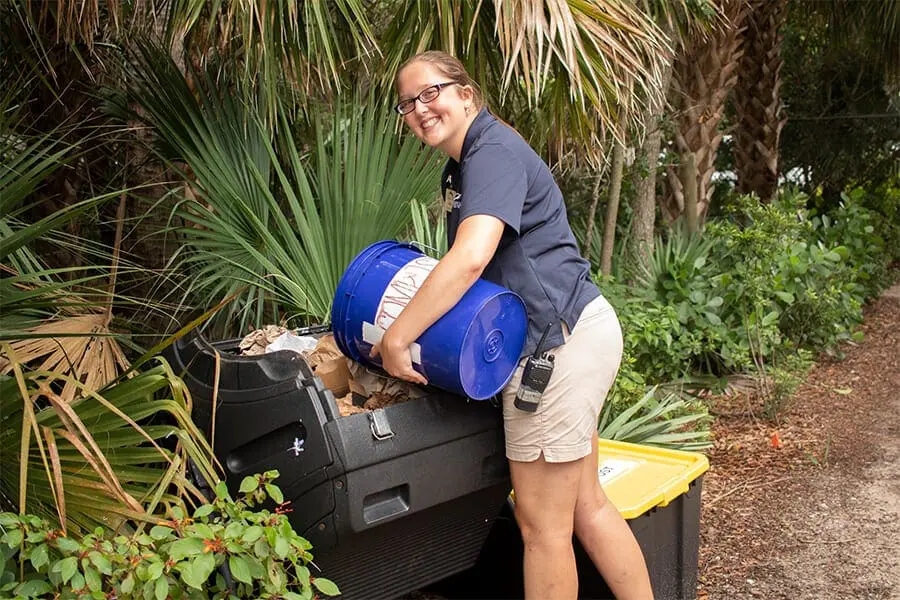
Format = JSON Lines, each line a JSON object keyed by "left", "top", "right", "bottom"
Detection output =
{"left": 396, "top": 61, "right": 474, "bottom": 158}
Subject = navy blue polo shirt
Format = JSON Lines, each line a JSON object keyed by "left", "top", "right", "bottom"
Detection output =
{"left": 443, "top": 108, "right": 601, "bottom": 358}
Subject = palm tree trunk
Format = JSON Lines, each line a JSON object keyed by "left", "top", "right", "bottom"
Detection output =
{"left": 630, "top": 56, "right": 675, "bottom": 269}
{"left": 600, "top": 138, "right": 626, "bottom": 276}
{"left": 733, "top": 0, "right": 788, "bottom": 203}
{"left": 583, "top": 173, "right": 603, "bottom": 264}
{"left": 666, "top": 0, "right": 750, "bottom": 221}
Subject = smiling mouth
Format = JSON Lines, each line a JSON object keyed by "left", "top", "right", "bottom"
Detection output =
{"left": 420, "top": 116, "right": 440, "bottom": 131}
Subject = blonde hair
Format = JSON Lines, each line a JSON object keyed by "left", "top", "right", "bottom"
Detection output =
{"left": 396, "top": 51, "right": 485, "bottom": 110}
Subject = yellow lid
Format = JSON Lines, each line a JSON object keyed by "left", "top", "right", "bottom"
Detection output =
{"left": 596, "top": 439, "right": 709, "bottom": 519}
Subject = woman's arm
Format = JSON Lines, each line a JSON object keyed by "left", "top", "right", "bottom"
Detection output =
{"left": 370, "top": 214, "right": 505, "bottom": 384}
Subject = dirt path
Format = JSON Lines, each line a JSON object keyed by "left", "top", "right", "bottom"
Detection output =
{"left": 698, "top": 287, "right": 900, "bottom": 599}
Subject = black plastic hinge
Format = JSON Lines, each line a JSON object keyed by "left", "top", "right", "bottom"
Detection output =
{"left": 369, "top": 408, "right": 394, "bottom": 441}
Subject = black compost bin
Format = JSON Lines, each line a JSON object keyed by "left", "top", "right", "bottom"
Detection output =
{"left": 165, "top": 330, "right": 512, "bottom": 600}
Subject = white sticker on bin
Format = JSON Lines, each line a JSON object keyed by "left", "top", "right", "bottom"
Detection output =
{"left": 597, "top": 458, "right": 640, "bottom": 485}
{"left": 362, "top": 321, "right": 422, "bottom": 365}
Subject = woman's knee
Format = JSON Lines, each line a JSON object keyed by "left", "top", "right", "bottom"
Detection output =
{"left": 574, "top": 478, "right": 610, "bottom": 528}
{"left": 514, "top": 500, "right": 575, "bottom": 547}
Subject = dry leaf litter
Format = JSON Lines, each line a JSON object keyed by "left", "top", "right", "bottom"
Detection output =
{"left": 240, "top": 327, "right": 425, "bottom": 417}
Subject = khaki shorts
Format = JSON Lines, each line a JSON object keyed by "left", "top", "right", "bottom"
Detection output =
{"left": 502, "top": 296, "right": 623, "bottom": 463}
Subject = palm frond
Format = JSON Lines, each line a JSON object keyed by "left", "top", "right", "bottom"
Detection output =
{"left": 407, "top": 198, "right": 447, "bottom": 259}
{"left": 599, "top": 385, "right": 712, "bottom": 450}
{"left": 379, "top": 0, "right": 671, "bottom": 162}
{"left": 0, "top": 356, "right": 219, "bottom": 533}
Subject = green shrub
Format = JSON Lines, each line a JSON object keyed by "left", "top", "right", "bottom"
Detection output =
{"left": 706, "top": 189, "right": 865, "bottom": 356}
{"left": 812, "top": 187, "right": 893, "bottom": 297}
{"left": 602, "top": 225, "right": 760, "bottom": 380}
{"left": 0, "top": 472, "right": 338, "bottom": 599}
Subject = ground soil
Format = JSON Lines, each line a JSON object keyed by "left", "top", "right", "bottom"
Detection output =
{"left": 697, "top": 285, "right": 900, "bottom": 599}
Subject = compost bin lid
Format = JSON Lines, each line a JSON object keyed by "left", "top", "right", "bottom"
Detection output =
{"left": 596, "top": 439, "right": 709, "bottom": 519}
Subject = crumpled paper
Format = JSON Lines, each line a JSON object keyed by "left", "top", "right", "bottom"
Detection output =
{"left": 239, "top": 325, "right": 287, "bottom": 355}
{"left": 266, "top": 331, "right": 317, "bottom": 354}
{"left": 240, "top": 327, "right": 425, "bottom": 417}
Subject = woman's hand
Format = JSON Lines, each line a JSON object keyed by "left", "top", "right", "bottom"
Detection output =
{"left": 369, "top": 331, "right": 428, "bottom": 386}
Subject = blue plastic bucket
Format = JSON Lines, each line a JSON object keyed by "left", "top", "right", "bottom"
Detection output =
{"left": 331, "top": 241, "right": 527, "bottom": 400}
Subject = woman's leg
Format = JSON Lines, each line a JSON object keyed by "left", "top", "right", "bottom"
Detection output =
{"left": 574, "top": 431, "right": 654, "bottom": 600}
{"left": 509, "top": 453, "right": 585, "bottom": 600}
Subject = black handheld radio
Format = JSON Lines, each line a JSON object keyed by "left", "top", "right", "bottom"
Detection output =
{"left": 514, "top": 323, "right": 555, "bottom": 413}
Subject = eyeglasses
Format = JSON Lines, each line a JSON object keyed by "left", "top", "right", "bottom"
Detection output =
{"left": 394, "top": 82, "right": 457, "bottom": 115}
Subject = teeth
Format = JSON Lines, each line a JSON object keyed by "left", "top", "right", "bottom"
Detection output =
{"left": 422, "top": 117, "right": 439, "bottom": 130}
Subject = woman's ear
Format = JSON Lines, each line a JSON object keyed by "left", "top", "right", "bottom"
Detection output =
{"left": 459, "top": 85, "right": 475, "bottom": 105}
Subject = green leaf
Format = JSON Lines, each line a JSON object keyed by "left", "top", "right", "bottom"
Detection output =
{"left": 193, "top": 552, "right": 216, "bottom": 582}
{"left": 55, "top": 536, "right": 82, "bottom": 554}
{"left": 30, "top": 544, "right": 49, "bottom": 570}
{"left": 274, "top": 535, "right": 291, "bottom": 559}
{"left": 148, "top": 561, "right": 164, "bottom": 580}
{"left": 265, "top": 484, "right": 284, "bottom": 504}
{"left": 179, "top": 562, "right": 204, "bottom": 590}
{"left": 88, "top": 552, "right": 112, "bottom": 575}
{"left": 3, "top": 529, "right": 23, "bottom": 547}
{"left": 239, "top": 476, "right": 259, "bottom": 494}
{"left": 169, "top": 537, "right": 205, "bottom": 561}
{"left": 313, "top": 577, "right": 341, "bottom": 596}
{"left": 85, "top": 565, "right": 102, "bottom": 592}
{"left": 192, "top": 523, "right": 215, "bottom": 540}
{"left": 241, "top": 526, "right": 264, "bottom": 543}
{"left": 155, "top": 575, "right": 169, "bottom": 600}
{"left": 14, "top": 580, "right": 53, "bottom": 597}
{"left": 120, "top": 573, "right": 135, "bottom": 594}
{"left": 58, "top": 555, "right": 78, "bottom": 583}
{"left": 224, "top": 522, "right": 244, "bottom": 540}
{"left": 706, "top": 296, "right": 724, "bottom": 308}
{"left": 193, "top": 504, "right": 215, "bottom": 519}
{"left": 774, "top": 291, "right": 795, "bottom": 304}
{"left": 215, "top": 482, "right": 230, "bottom": 500}
{"left": 0, "top": 514, "right": 19, "bottom": 527}
{"left": 229, "top": 555, "right": 252, "bottom": 584}
{"left": 150, "top": 525, "right": 174, "bottom": 541}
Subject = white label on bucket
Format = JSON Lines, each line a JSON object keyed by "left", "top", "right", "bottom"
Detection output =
{"left": 362, "top": 322, "right": 422, "bottom": 365}
{"left": 597, "top": 458, "right": 640, "bottom": 485}
{"left": 372, "top": 255, "right": 439, "bottom": 331}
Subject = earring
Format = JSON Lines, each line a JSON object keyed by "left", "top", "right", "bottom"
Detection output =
{"left": 465, "top": 105, "right": 472, "bottom": 116}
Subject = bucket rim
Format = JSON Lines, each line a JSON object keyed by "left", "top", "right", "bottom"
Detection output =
{"left": 332, "top": 240, "right": 424, "bottom": 361}
{"left": 331, "top": 240, "right": 406, "bottom": 356}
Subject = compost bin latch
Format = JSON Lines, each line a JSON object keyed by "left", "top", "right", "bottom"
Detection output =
{"left": 369, "top": 408, "right": 394, "bottom": 441}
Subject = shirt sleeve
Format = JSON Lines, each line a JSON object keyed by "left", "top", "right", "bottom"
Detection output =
{"left": 459, "top": 143, "right": 528, "bottom": 234}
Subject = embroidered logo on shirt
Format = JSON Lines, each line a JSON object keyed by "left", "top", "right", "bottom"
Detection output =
{"left": 443, "top": 187, "right": 461, "bottom": 212}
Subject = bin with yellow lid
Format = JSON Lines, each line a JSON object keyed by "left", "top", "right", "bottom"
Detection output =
{"left": 429, "top": 439, "right": 709, "bottom": 600}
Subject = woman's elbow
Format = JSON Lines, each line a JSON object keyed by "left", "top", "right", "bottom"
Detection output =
{"left": 448, "top": 247, "right": 490, "bottom": 282}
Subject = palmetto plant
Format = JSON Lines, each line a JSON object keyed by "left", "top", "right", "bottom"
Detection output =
{"left": 0, "top": 88, "right": 220, "bottom": 533}
{"left": 599, "top": 385, "right": 712, "bottom": 451}
{"left": 126, "top": 44, "right": 443, "bottom": 336}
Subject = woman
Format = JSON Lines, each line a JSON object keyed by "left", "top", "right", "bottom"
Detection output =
{"left": 371, "top": 51, "right": 653, "bottom": 600}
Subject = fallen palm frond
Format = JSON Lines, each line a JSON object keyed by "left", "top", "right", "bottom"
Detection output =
{"left": 0, "top": 350, "right": 220, "bottom": 534}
